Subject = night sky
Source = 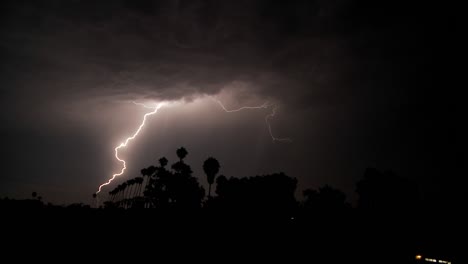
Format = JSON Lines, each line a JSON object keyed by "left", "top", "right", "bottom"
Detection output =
{"left": 0, "top": 0, "right": 463, "bottom": 205}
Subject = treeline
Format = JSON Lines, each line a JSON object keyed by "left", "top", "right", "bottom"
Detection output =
{"left": 93, "top": 147, "right": 447, "bottom": 217}
{"left": 1, "top": 147, "right": 462, "bottom": 216}
{"left": 1, "top": 147, "right": 463, "bottom": 263}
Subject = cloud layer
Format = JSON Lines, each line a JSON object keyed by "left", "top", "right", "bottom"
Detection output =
{"left": 1, "top": 0, "right": 452, "bottom": 204}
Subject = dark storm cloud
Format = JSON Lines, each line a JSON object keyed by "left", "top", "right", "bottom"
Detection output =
{"left": 1, "top": 0, "right": 454, "bottom": 204}
{"left": 0, "top": 0, "right": 363, "bottom": 105}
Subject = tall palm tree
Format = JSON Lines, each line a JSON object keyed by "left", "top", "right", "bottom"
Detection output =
{"left": 109, "top": 190, "right": 115, "bottom": 202}
{"left": 132, "top": 177, "right": 139, "bottom": 197}
{"left": 116, "top": 185, "right": 121, "bottom": 201}
{"left": 127, "top": 179, "right": 135, "bottom": 199}
{"left": 125, "top": 179, "right": 133, "bottom": 208}
{"left": 118, "top": 183, "right": 125, "bottom": 206}
{"left": 112, "top": 188, "right": 118, "bottom": 201}
{"left": 203, "top": 157, "right": 220, "bottom": 198}
{"left": 176, "top": 147, "right": 188, "bottom": 161}
{"left": 135, "top": 177, "right": 143, "bottom": 197}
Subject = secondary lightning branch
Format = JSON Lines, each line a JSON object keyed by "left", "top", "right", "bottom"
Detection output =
{"left": 265, "top": 105, "right": 292, "bottom": 142}
{"left": 213, "top": 98, "right": 291, "bottom": 142}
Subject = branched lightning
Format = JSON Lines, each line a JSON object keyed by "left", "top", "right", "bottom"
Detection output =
{"left": 96, "top": 97, "right": 290, "bottom": 195}
{"left": 213, "top": 98, "right": 292, "bottom": 142}
{"left": 214, "top": 99, "right": 271, "bottom": 112}
{"left": 96, "top": 102, "right": 166, "bottom": 194}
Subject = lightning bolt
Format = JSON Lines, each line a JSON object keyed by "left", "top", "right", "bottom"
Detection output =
{"left": 214, "top": 99, "right": 271, "bottom": 112}
{"left": 96, "top": 102, "right": 166, "bottom": 194}
{"left": 96, "top": 97, "right": 290, "bottom": 195}
{"left": 213, "top": 98, "right": 292, "bottom": 142}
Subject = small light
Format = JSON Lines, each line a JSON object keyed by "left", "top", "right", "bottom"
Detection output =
{"left": 416, "top": 255, "right": 422, "bottom": 260}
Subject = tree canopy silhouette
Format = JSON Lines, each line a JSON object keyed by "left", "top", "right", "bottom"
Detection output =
{"left": 142, "top": 147, "right": 205, "bottom": 210}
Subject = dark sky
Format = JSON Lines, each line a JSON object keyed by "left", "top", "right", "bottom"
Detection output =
{"left": 0, "top": 0, "right": 463, "bottom": 205}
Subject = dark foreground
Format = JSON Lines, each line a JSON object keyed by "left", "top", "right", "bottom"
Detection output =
{"left": 3, "top": 206, "right": 462, "bottom": 264}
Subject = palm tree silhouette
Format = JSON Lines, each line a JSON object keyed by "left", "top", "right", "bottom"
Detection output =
{"left": 127, "top": 179, "right": 135, "bottom": 199}
{"left": 109, "top": 189, "right": 115, "bottom": 202}
{"left": 132, "top": 177, "right": 140, "bottom": 197}
{"left": 203, "top": 157, "right": 220, "bottom": 198}
{"left": 159, "top": 157, "right": 168, "bottom": 167}
{"left": 141, "top": 165, "right": 157, "bottom": 196}
{"left": 176, "top": 147, "right": 188, "bottom": 161}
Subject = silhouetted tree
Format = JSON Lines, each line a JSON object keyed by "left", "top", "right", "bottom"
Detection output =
{"left": 141, "top": 165, "right": 157, "bottom": 195}
{"left": 122, "top": 182, "right": 128, "bottom": 200}
{"left": 203, "top": 157, "right": 220, "bottom": 198}
{"left": 159, "top": 157, "right": 168, "bottom": 167}
{"left": 133, "top": 177, "right": 143, "bottom": 197}
{"left": 32, "top": 192, "right": 37, "bottom": 199}
{"left": 169, "top": 148, "right": 205, "bottom": 209}
{"left": 141, "top": 149, "right": 205, "bottom": 209}
{"left": 109, "top": 188, "right": 117, "bottom": 202}
{"left": 176, "top": 147, "right": 188, "bottom": 161}
{"left": 145, "top": 156, "right": 172, "bottom": 208}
